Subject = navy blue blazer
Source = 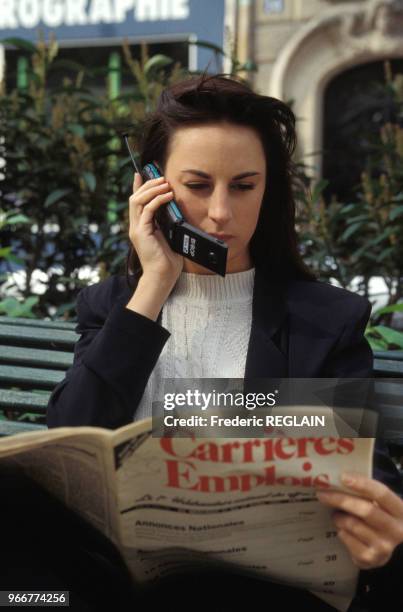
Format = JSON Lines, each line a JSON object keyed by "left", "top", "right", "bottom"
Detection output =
{"left": 46, "top": 269, "right": 403, "bottom": 602}
{"left": 47, "top": 269, "right": 374, "bottom": 426}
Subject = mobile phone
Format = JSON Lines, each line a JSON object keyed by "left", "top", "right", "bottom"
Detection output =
{"left": 123, "top": 134, "right": 228, "bottom": 277}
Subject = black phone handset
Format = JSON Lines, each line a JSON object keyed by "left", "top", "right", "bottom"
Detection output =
{"left": 124, "top": 135, "right": 228, "bottom": 277}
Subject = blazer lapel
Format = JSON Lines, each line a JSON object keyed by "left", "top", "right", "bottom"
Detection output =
{"left": 244, "top": 269, "right": 288, "bottom": 378}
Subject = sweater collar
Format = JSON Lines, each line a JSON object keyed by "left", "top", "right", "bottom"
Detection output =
{"left": 171, "top": 268, "right": 255, "bottom": 303}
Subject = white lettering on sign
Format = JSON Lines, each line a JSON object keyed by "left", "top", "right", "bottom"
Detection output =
{"left": 174, "top": 0, "right": 188, "bottom": 18}
{"left": 89, "top": 0, "right": 114, "bottom": 23}
{"left": 43, "top": 0, "right": 64, "bottom": 26}
{"left": 0, "top": 0, "right": 189, "bottom": 28}
{"left": 136, "top": 0, "right": 189, "bottom": 21}
{"left": 0, "top": 0, "right": 18, "bottom": 27}
{"left": 18, "top": 0, "right": 41, "bottom": 27}
{"left": 136, "top": 0, "right": 158, "bottom": 20}
{"left": 114, "top": 0, "right": 134, "bottom": 22}
{"left": 66, "top": 0, "right": 88, "bottom": 25}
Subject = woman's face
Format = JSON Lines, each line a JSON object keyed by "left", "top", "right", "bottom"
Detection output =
{"left": 164, "top": 121, "right": 267, "bottom": 274}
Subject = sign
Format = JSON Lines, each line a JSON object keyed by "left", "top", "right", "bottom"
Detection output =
{"left": 0, "top": 0, "right": 225, "bottom": 70}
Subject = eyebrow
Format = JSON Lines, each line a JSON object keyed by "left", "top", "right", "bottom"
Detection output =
{"left": 181, "top": 169, "right": 261, "bottom": 180}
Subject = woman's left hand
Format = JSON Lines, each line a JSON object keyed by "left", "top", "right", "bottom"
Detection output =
{"left": 316, "top": 472, "right": 403, "bottom": 569}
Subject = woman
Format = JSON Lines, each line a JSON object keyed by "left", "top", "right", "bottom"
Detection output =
{"left": 45, "top": 74, "right": 403, "bottom": 610}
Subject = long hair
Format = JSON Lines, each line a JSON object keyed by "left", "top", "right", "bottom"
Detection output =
{"left": 125, "top": 73, "right": 315, "bottom": 287}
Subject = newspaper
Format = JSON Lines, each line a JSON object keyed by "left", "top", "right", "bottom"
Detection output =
{"left": 0, "top": 418, "right": 374, "bottom": 612}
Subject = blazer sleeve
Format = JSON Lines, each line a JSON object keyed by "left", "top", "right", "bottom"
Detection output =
{"left": 46, "top": 283, "right": 170, "bottom": 430}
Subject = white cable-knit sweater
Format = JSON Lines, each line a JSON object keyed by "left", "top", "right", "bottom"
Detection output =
{"left": 134, "top": 268, "right": 255, "bottom": 421}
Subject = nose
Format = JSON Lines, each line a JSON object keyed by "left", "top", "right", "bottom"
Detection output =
{"left": 207, "top": 187, "right": 233, "bottom": 225}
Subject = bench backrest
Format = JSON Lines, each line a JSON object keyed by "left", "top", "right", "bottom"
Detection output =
{"left": 0, "top": 316, "right": 77, "bottom": 436}
{"left": 1, "top": 316, "right": 403, "bottom": 449}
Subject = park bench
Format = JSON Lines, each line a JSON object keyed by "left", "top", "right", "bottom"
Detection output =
{"left": 0, "top": 316, "right": 402, "bottom": 470}
{"left": 0, "top": 316, "right": 77, "bottom": 436}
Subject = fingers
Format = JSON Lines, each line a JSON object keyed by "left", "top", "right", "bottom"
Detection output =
{"left": 140, "top": 191, "right": 174, "bottom": 226}
{"left": 336, "top": 528, "right": 392, "bottom": 569}
{"left": 340, "top": 472, "right": 403, "bottom": 520}
{"left": 316, "top": 488, "right": 390, "bottom": 532}
{"left": 316, "top": 475, "right": 403, "bottom": 570}
{"left": 333, "top": 511, "right": 381, "bottom": 547}
{"left": 316, "top": 473, "right": 403, "bottom": 532}
{"left": 132, "top": 175, "right": 165, "bottom": 197}
{"left": 129, "top": 176, "right": 171, "bottom": 220}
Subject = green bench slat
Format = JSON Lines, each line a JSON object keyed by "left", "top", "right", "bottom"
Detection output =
{"left": 0, "top": 420, "right": 47, "bottom": 436}
{"left": 0, "top": 316, "right": 77, "bottom": 330}
{"left": 0, "top": 315, "right": 73, "bottom": 432}
{"left": 0, "top": 345, "right": 74, "bottom": 368}
{"left": 0, "top": 365, "right": 65, "bottom": 388}
{"left": 0, "top": 389, "right": 50, "bottom": 411}
{"left": 0, "top": 325, "right": 78, "bottom": 349}
{"left": 373, "top": 351, "right": 403, "bottom": 362}
{"left": 374, "top": 359, "right": 403, "bottom": 375}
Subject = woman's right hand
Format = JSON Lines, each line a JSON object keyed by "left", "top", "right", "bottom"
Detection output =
{"left": 129, "top": 172, "right": 184, "bottom": 289}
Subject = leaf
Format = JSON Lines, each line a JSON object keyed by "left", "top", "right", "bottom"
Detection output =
{"left": 3, "top": 254, "right": 24, "bottom": 265}
{"left": 6, "top": 214, "right": 30, "bottom": 224}
{"left": 67, "top": 123, "right": 85, "bottom": 137}
{"left": 374, "top": 304, "right": 403, "bottom": 316}
{"left": 144, "top": 55, "right": 173, "bottom": 76}
{"left": 370, "top": 325, "right": 403, "bottom": 349}
{"left": 340, "top": 222, "right": 363, "bottom": 241}
{"left": 350, "top": 244, "right": 368, "bottom": 260}
{"left": 311, "top": 179, "right": 329, "bottom": 203}
{"left": 44, "top": 189, "right": 72, "bottom": 208}
{"left": 389, "top": 205, "right": 403, "bottom": 221}
{"left": 346, "top": 214, "right": 370, "bottom": 223}
{"left": 0, "top": 297, "right": 22, "bottom": 316}
{"left": 54, "top": 301, "right": 76, "bottom": 317}
{"left": 339, "top": 203, "right": 357, "bottom": 214}
{"left": 82, "top": 172, "right": 96, "bottom": 192}
{"left": 366, "top": 336, "right": 389, "bottom": 351}
{"left": 1, "top": 38, "right": 37, "bottom": 53}
{"left": 187, "top": 39, "right": 226, "bottom": 56}
{"left": 376, "top": 247, "right": 395, "bottom": 262}
{"left": 48, "top": 59, "right": 86, "bottom": 73}
{"left": 238, "top": 60, "right": 258, "bottom": 72}
{"left": 0, "top": 296, "right": 38, "bottom": 317}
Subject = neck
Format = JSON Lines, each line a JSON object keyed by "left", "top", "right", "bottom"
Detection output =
{"left": 183, "top": 251, "right": 253, "bottom": 275}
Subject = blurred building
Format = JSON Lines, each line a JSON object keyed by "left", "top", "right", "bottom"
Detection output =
{"left": 228, "top": 0, "right": 403, "bottom": 196}
{"left": 1, "top": 0, "right": 403, "bottom": 193}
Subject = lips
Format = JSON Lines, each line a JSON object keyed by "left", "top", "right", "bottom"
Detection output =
{"left": 208, "top": 233, "right": 234, "bottom": 242}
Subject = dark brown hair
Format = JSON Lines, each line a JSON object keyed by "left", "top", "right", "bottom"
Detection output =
{"left": 125, "top": 73, "right": 315, "bottom": 286}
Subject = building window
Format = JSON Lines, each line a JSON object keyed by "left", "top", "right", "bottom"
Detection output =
{"left": 263, "top": 0, "right": 284, "bottom": 15}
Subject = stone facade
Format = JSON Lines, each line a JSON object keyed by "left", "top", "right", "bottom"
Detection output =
{"left": 229, "top": 0, "right": 403, "bottom": 175}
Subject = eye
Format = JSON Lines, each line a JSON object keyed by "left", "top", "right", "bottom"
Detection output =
{"left": 185, "top": 183, "right": 255, "bottom": 191}
{"left": 231, "top": 184, "right": 255, "bottom": 191}
{"left": 185, "top": 183, "right": 209, "bottom": 190}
